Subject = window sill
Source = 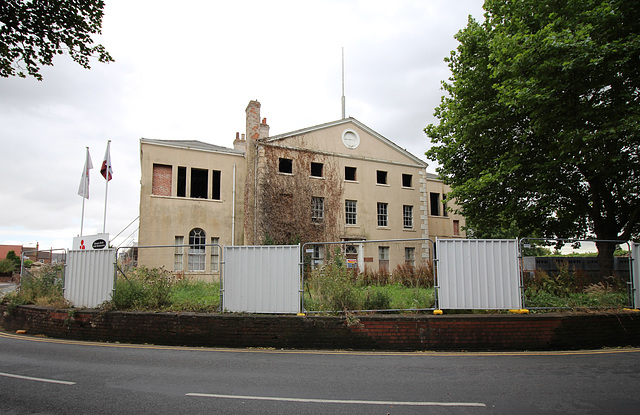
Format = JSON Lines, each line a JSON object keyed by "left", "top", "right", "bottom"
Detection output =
{"left": 376, "top": 183, "right": 390, "bottom": 187}
{"left": 150, "top": 195, "right": 223, "bottom": 203}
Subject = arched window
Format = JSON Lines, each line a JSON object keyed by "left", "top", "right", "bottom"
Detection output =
{"left": 188, "top": 228, "right": 206, "bottom": 271}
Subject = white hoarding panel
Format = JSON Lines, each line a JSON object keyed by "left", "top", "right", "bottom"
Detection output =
{"left": 64, "top": 249, "right": 115, "bottom": 308}
{"left": 223, "top": 245, "right": 300, "bottom": 314}
{"left": 633, "top": 243, "right": 639, "bottom": 309}
{"left": 437, "top": 239, "right": 521, "bottom": 310}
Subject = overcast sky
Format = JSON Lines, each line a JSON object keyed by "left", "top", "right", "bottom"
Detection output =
{"left": 0, "top": 0, "right": 485, "bottom": 250}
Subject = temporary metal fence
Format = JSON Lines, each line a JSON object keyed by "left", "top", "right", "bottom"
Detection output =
{"left": 18, "top": 248, "right": 67, "bottom": 295}
{"left": 222, "top": 245, "right": 300, "bottom": 314}
{"left": 520, "top": 238, "right": 634, "bottom": 309}
{"left": 633, "top": 243, "right": 639, "bottom": 309}
{"left": 301, "top": 238, "right": 435, "bottom": 313}
{"left": 65, "top": 249, "right": 116, "bottom": 308}
{"left": 436, "top": 239, "right": 521, "bottom": 310}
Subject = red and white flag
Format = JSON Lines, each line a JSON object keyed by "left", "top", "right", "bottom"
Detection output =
{"left": 77, "top": 148, "right": 93, "bottom": 198}
{"left": 100, "top": 142, "right": 113, "bottom": 181}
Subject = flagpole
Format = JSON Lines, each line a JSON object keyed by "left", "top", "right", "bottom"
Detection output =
{"left": 102, "top": 140, "right": 111, "bottom": 233}
{"left": 80, "top": 147, "right": 89, "bottom": 236}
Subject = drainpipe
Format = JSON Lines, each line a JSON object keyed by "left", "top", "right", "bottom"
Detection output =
{"left": 232, "top": 164, "right": 236, "bottom": 246}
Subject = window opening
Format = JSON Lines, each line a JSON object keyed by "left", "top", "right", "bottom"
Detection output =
{"left": 211, "top": 170, "right": 221, "bottom": 200}
{"left": 174, "top": 236, "right": 184, "bottom": 271}
{"left": 377, "top": 202, "right": 388, "bottom": 227}
{"left": 345, "top": 200, "right": 357, "bottom": 225}
{"left": 405, "top": 247, "right": 415, "bottom": 267}
{"left": 177, "top": 166, "right": 187, "bottom": 197}
{"left": 430, "top": 193, "right": 440, "bottom": 216}
{"left": 311, "top": 244, "right": 325, "bottom": 269}
{"left": 279, "top": 158, "right": 293, "bottom": 174}
{"left": 345, "top": 166, "right": 357, "bottom": 181}
{"left": 453, "top": 220, "right": 460, "bottom": 236}
{"left": 190, "top": 168, "right": 208, "bottom": 199}
{"left": 402, "top": 174, "right": 413, "bottom": 188}
{"left": 403, "top": 205, "right": 413, "bottom": 229}
{"left": 310, "top": 162, "right": 323, "bottom": 178}
{"left": 379, "top": 246, "right": 390, "bottom": 272}
{"left": 376, "top": 170, "right": 388, "bottom": 185}
{"left": 312, "top": 197, "right": 324, "bottom": 223}
{"left": 210, "top": 237, "right": 220, "bottom": 272}
{"left": 443, "top": 194, "right": 448, "bottom": 217}
{"left": 188, "top": 228, "right": 206, "bottom": 271}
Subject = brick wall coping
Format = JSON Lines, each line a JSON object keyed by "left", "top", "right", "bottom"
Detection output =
{"left": 1, "top": 304, "right": 639, "bottom": 351}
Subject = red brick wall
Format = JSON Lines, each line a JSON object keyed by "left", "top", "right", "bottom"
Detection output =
{"left": 152, "top": 164, "right": 172, "bottom": 196}
{"left": 1, "top": 305, "right": 639, "bottom": 351}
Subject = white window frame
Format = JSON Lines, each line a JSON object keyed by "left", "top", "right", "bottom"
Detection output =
{"left": 345, "top": 200, "right": 357, "bottom": 225}
{"left": 403, "top": 205, "right": 413, "bottom": 229}
{"left": 188, "top": 228, "right": 206, "bottom": 272}
{"left": 377, "top": 202, "right": 388, "bottom": 227}
{"left": 312, "top": 197, "right": 324, "bottom": 223}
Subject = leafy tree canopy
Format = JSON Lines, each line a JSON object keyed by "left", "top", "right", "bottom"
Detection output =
{"left": 0, "top": 0, "right": 113, "bottom": 80}
{"left": 426, "top": 0, "right": 640, "bottom": 257}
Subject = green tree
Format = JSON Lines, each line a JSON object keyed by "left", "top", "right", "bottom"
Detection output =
{"left": 426, "top": 0, "right": 640, "bottom": 267}
{"left": 5, "top": 250, "right": 21, "bottom": 268}
{"left": 0, "top": 0, "right": 113, "bottom": 80}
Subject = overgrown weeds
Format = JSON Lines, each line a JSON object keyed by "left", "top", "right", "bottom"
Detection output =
{"left": 1, "top": 264, "right": 69, "bottom": 310}
{"left": 523, "top": 260, "right": 628, "bottom": 309}
{"left": 109, "top": 267, "right": 220, "bottom": 312}
{"left": 304, "top": 254, "right": 435, "bottom": 313}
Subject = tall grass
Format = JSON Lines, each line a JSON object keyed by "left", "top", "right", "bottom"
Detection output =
{"left": 111, "top": 267, "right": 220, "bottom": 312}
{"left": 304, "top": 256, "right": 435, "bottom": 312}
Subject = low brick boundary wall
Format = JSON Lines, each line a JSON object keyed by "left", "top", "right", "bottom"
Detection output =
{"left": 1, "top": 304, "right": 640, "bottom": 350}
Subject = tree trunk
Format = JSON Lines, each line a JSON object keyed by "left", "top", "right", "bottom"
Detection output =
{"left": 595, "top": 240, "right": 616, "bottom": 279}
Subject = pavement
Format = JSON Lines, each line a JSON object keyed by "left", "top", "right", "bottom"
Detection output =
{"left": 0, "top": 282, "right": 17, "bottom": 296}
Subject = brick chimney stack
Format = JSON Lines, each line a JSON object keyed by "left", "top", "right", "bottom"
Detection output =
{"left": 233, "top": 131, "right": 246, "bottom": 152}
{"left": 260, "top": 117, "right": 270, "bottom": 139}
{"left": 246, "top": 100, "right": 261, "bottom": 141}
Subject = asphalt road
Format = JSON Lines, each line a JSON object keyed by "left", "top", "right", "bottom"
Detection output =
{"left": 0, "top": 331, "right": 639, "bottom": 414}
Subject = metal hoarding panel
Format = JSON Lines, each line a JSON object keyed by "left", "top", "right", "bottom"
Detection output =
{"left": 223, "top": 245, "right": 300, "bottom": 314}
{"left": 633, "top": 243, "right": 639, "bottom": 309}
{"left": 437, "top": 239, "right": 521, "bottom": 310}
{"left": 64, "top": 249, "right": 115, "bottom": 308}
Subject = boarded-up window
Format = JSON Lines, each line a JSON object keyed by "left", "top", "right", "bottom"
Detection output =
{"left": 152, "top": 164, "right": 172, "bottom": 196}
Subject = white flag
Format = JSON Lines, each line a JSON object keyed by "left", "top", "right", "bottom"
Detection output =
{"left": 78, "top": 148, "right": 93, "bottom": 198}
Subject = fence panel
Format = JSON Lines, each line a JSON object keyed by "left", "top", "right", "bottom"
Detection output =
{"left": 633, "top": 243, "right": 639, "bottom": 309}
{"left": 436, "top": 239, "right": 521, "bottom": 310}
{"left": 65, "top": 249, "right": 115, "bottom": 308}
{"left": 223, "top": 245, "right": 300, "bottom": 314}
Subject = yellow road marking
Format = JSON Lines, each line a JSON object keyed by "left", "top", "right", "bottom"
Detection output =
{"left": 1, "top": 330, "right": 639, "bottom": 357}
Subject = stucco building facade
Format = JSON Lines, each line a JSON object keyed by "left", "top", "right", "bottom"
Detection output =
{"left": 138, "top": 100, "right": 465, "bottom": 280}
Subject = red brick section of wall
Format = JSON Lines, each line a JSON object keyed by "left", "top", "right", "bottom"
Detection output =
{"left": 1, "top": 305, "right": 639, "bottom": 351}
{"left": 151, "top": 164, "right": 172, "bottom": 196}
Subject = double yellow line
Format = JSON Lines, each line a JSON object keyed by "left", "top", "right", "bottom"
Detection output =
{"left": 1, "top": 330, "right": 639, "bottom": 357}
